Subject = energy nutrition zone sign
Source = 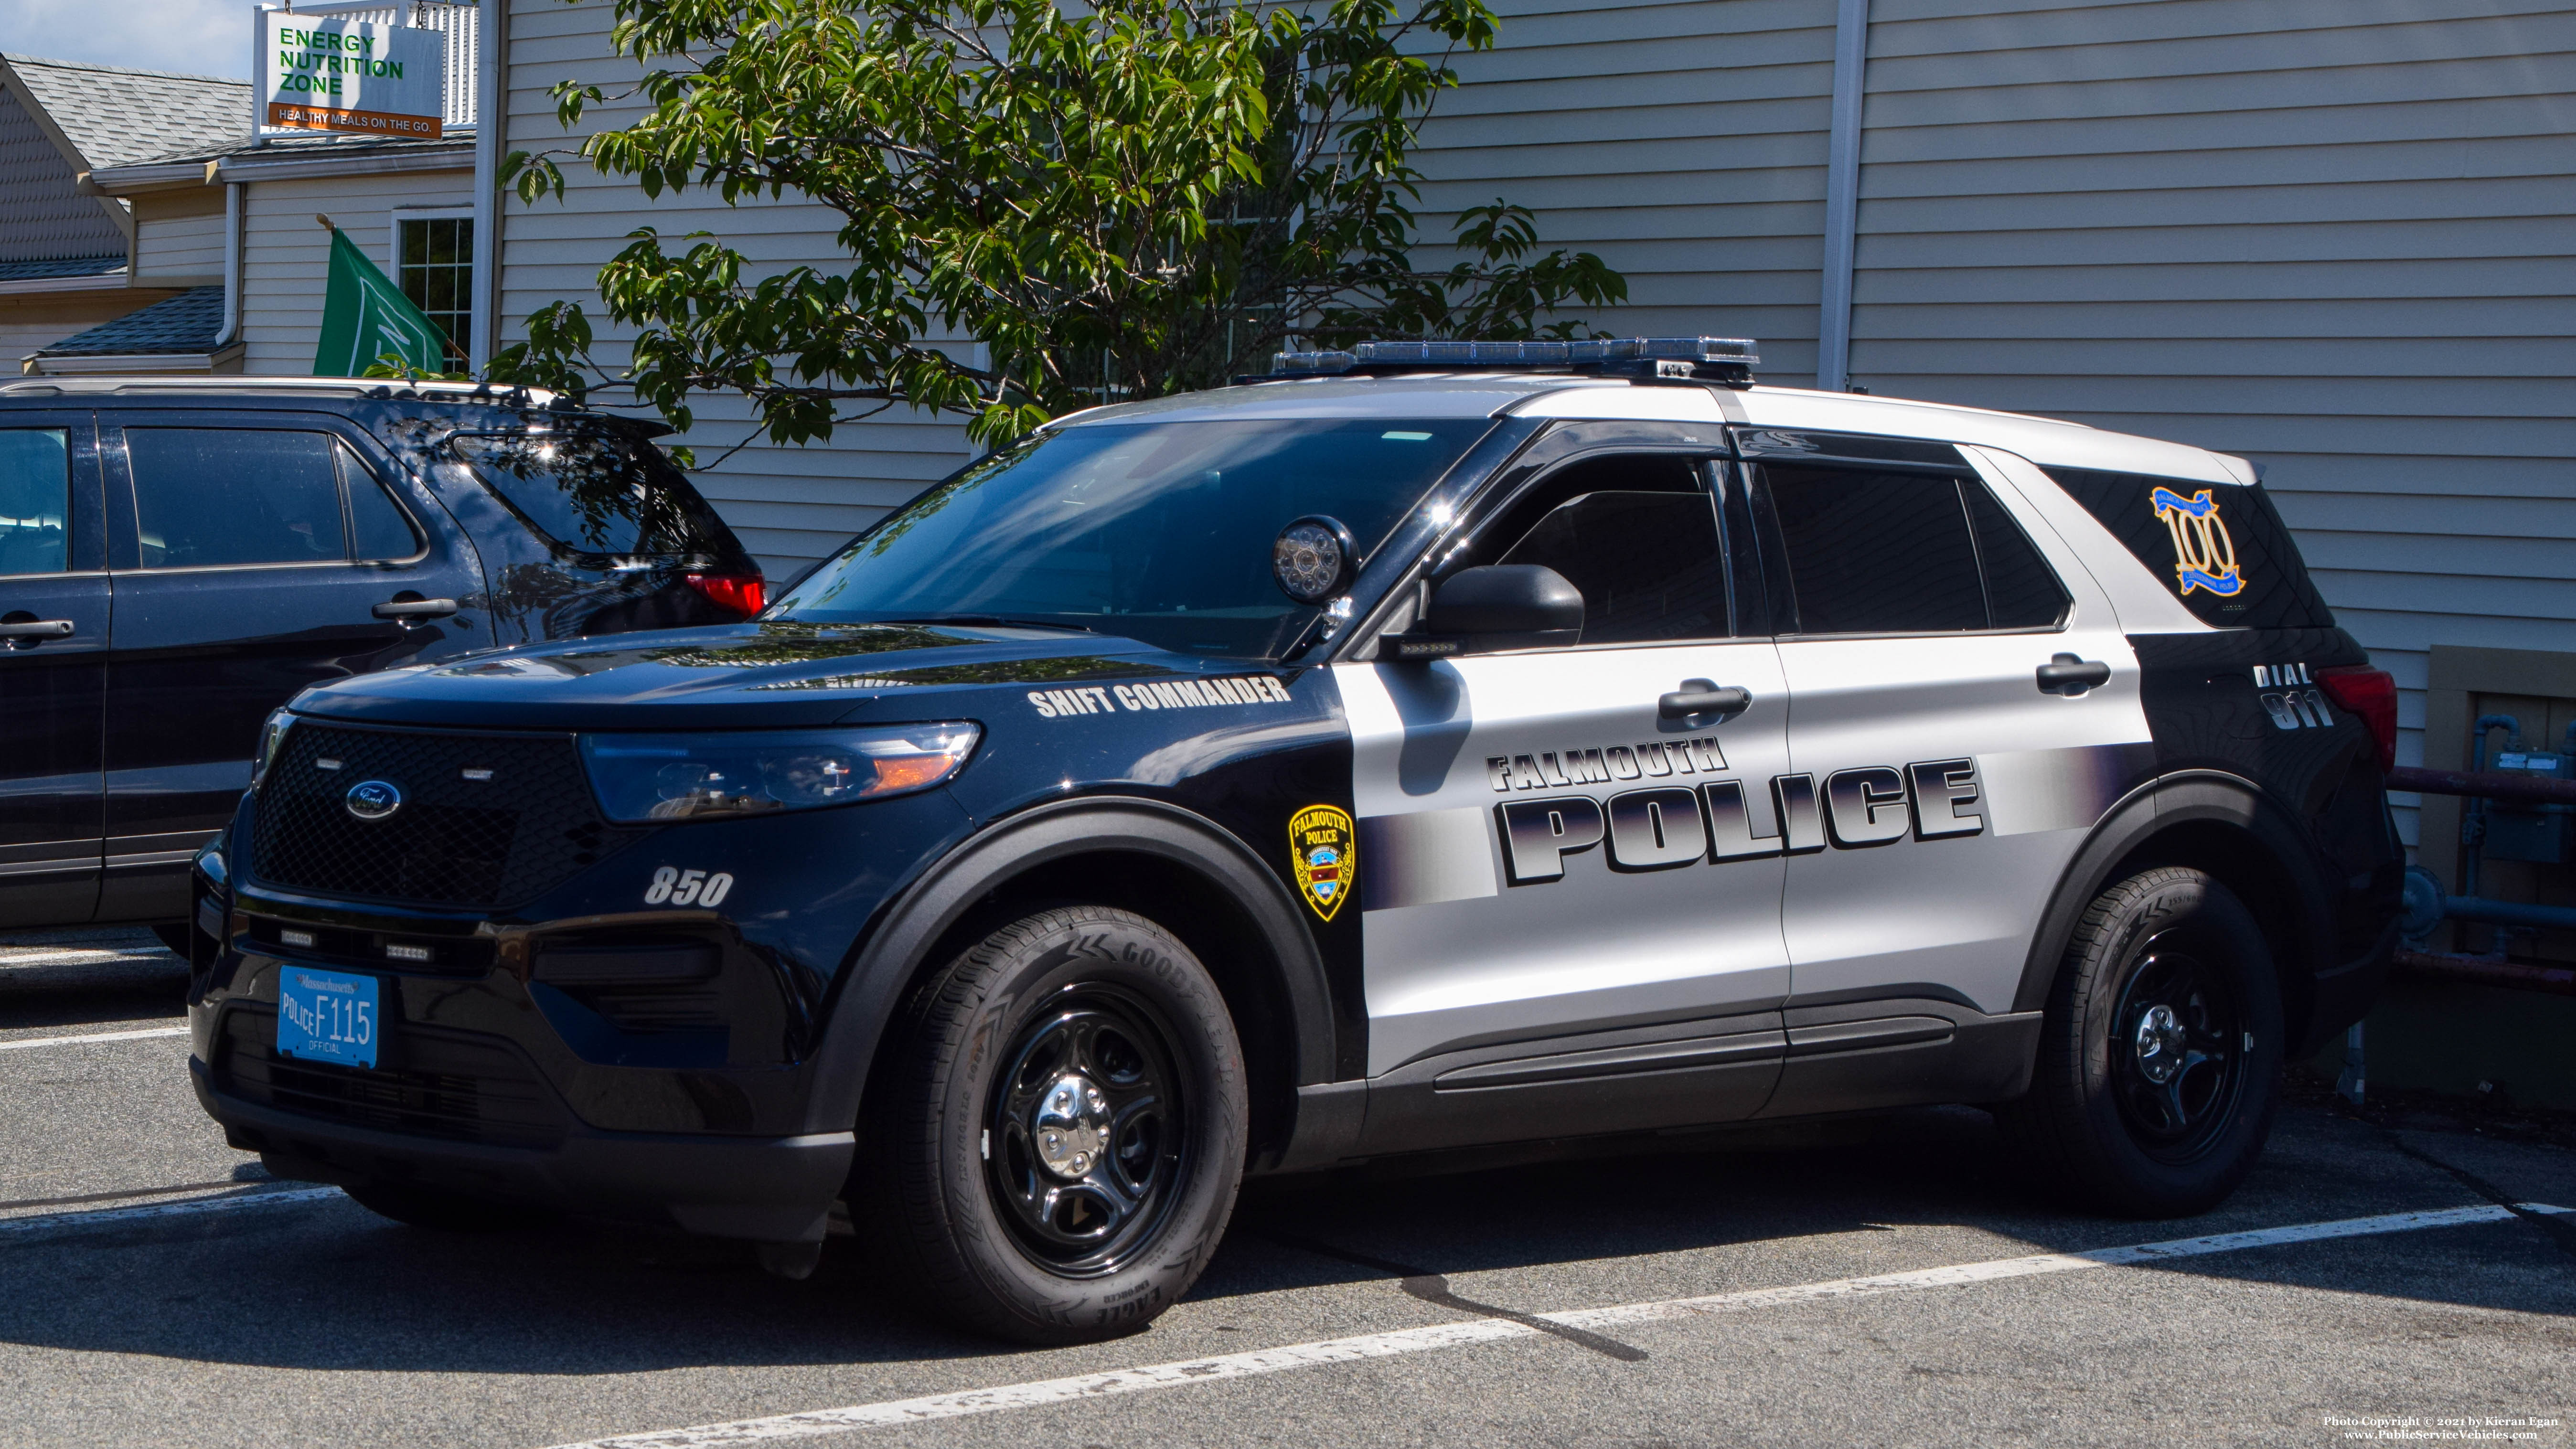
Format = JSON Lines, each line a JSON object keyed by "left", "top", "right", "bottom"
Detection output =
{"left": 262, "top": 14, "right": 445, "bottom": 139}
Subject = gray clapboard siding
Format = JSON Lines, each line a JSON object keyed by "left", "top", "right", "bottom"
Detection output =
{"left": 1407, "top": 0, "right": 1839, "bottom": 379}
{"left": 1842, "top": 0, "right": 2576, "bottom": 847}
{"left": 497, "top": 0, "right": 976, "bottom": 572}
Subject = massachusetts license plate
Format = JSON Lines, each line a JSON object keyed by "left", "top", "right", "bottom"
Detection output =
{"left": 277, "top": 967, "right": 381, "bottom": 1069}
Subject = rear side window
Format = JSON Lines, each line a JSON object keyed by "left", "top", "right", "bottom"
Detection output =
{"left": 449, "top": 427, "right": 728, "bottom": 558}
{"left": 1966, "top": 484, "right": 2072, "bottom": 629}
{"left": 0, "top": 428, "right": 69, "bottom": 575}
{"left": 1759, "top": 465, "right": 2070, "bottom": 635}
{"left": 347, "top": 466, "right": 426, "bottom": 561}
{"left": 2042, "top": 466, "right": 2333, "bottom": 629}
{"left": 125, "top": 428, "right": 344, "bottom": 568}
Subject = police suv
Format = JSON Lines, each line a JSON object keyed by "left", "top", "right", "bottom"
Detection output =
{"left": 185, "top": 339, "right": 2403, "bottom": 1343}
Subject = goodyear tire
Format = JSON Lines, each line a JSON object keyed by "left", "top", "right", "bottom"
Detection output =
{"left": 2000, "top": 867, "right": 2283, "bottom": 1218}
{"left": 862, "top": 906, "right": 1248, "bottom": 1344}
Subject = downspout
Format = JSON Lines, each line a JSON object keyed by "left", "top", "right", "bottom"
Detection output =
{"left": 213, "top": 171, "right": 245, "bottom": 353}
{"left": 468, "top": 0, "right": 502, "bottom": 373}
{"left": 1816, "top": 0, "right": 1870, "bottom": 393}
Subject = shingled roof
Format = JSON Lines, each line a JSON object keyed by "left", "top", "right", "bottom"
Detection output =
{"left": 32, "top": 285, "right": 225, "bottom": 357}
{"left": 2, "top": 55, "right": 247, "bottom": 172}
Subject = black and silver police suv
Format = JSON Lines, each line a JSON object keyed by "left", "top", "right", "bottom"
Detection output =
{"left": 0, "top": 376, "right": 762, "bottom": 941}
{"left": 182, "top": 339, "right": 2402, "bottom": 1343}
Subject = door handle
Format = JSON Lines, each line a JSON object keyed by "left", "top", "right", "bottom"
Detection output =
{"left": 2037, "top": 652, "right": 2111, "bottom": 696}
{"left": 1659, "top": 680, "right": 1752, "bottom": 721}
{"left": 0, "top": 618, "right": 75, "bottom": 639}
{"left": 373, "top": 597, "right": 458, "bottom": 620}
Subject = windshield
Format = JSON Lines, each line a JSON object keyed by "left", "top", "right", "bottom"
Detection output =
{"left": 772, "top": 417, "right": 1493, "bottom": 658}
{"left": 448, "top": 424, "right": 732, "bottom": 558}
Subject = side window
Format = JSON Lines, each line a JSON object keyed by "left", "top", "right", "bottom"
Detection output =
{"left": 0, "top": 428, "right": 70, "bottom": 576}
{"left": 125, "top": 428, "right": 345, "bottom": 569}
{"left": 1764, "top": 466, "right": 1986, "bottom": 634}
{"left": 342, "top": 448, "right": 425, "bottom": 562}
{"left": 1965, "top": 482, "right": 2071, "bottom": 628}
{"left": 2042, "top": 465, "right": 2334, "bottom": 629}
{"left": 1482, "top": 453, "right": 1731, "bottom": 645}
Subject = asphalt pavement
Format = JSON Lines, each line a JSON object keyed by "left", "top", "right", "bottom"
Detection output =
{"left": 3, "top": 936, "right": 2571, "bottom": 1449}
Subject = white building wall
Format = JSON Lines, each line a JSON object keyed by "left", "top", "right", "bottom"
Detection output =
{"left": 1838, "top": 0, "right": 2576, "bottom": 845}
{"left": 133, "top": 202, "right": 226, "bottom": 286}
{"left": 241, "top": 169, "right": 473, "bottom": 373}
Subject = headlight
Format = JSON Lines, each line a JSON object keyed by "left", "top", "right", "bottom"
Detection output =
{"left": 578, "top": 724, "right": 980, "bottom": 823}
{"left": 252, "top": 708, "right": 295, "bottom": 788}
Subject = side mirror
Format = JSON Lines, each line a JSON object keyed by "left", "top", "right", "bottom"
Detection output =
{"left": 1384, "top": 565, "right": 1583, "bottom": 659}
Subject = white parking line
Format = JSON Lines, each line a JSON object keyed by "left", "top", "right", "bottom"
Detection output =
{"left": 545, "top": 1201, "right": 2572, "bottom": 1449}
{"left": 0, "top": 1025, "right": 189, "bottom": 1053}
{"left": 0, "top": 1186, "right": 342, "bottom": 1236}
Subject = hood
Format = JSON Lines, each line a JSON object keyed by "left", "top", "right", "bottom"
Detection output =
{"left": 288, "top": 620, "right": 1200, "bottom": 729}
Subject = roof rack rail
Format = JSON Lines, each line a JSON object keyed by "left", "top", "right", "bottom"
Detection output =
{"left": 1267, "top": 336, "right": 1759, "bottom": 385}
{"left": 0, "top": 375, "right": 561, "bottom": 406}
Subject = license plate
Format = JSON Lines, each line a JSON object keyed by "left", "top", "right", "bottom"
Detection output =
{"left": 277, "top": 967, "right": 381, "bottom": 1069}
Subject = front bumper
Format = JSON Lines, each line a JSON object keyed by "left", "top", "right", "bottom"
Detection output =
{"left": 194, "top": 1057, "right": 853, "bottom": 1242}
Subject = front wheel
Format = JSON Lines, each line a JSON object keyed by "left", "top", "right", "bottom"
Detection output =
{"left": 1999, "top": 867, "right": 2283, "bottom": 1217}
{"left": 861, "top": 906, "right": 1248, "bottom": 1344}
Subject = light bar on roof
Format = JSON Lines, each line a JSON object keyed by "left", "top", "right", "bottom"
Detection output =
{"left": 1271, "top": 349, "right": 1358, "bottom": 374}
{"left": 1269, "top": 336, "right": 1759, "bottom": 376}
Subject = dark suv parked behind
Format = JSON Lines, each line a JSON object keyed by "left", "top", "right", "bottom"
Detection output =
{"left": 0, "top": 377, "right": 762, "bottom": 938}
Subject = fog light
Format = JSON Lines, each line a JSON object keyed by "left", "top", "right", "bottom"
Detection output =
{"left": 385, "top": 942, "right": 433, "bottom": 964}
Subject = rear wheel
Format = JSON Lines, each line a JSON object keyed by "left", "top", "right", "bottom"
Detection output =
{"left": 861, "top": 906, "right": 1247, "bottom": 1344}
{"left": 2000, "top": 867, "right": 2282, "bottom": 1217}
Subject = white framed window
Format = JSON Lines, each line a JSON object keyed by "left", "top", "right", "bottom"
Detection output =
{"left": 388, "top": 207, "right": 473, "bottom": 368}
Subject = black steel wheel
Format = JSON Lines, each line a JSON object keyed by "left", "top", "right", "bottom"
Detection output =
{"left": 2107, "top": 942, "right": 2246, "bottom": 1161}
{"left": 985, "top": 983, "right": 1191, "bottom": 1276}
{"left": 1999, "top": 866, "right": 2283, "bottom": 1217}
{"left": 861, "top": 906, "right": 1247, "bottom": 1344}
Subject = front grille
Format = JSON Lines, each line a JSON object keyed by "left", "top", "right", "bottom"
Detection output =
{"left": 250, "top": 722, "right": 647, "bottom": 908}
{"left": 216, "top": 1006, "right": 567, "bottom": 1149}
{"left": 245, "top": 914, "right": 497, "bottom": 976}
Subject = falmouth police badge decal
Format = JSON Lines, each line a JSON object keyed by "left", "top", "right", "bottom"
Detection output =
{"left": 1289, "top": 805, "right": 1356, "bottom": 922}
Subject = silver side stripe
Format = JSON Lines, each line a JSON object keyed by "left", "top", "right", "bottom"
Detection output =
{"left": 1358, "top": 808, "right": 1498, "bottom": 911}
{"left": 105, "top": 849, "right": 201, "bottom": 869}
{"left": 1975, "top": 742, "right": 2158, "bottom": 837}
{"left": 0, "top": 856, "right": 98, "bottom": 878}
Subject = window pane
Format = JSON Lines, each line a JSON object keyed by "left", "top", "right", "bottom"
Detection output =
{"left": 449, "top": 425, "right": 732, "bottom": 559}
{"left": 1499, "top": 491, "right": 1728, "bottom": 644}
{"left": 772, "top": 418, "right": 1490, "bottom": 659}
{"left": 0, "top": 428, "right": 70, "bottom": 575}
{"left": 344, "top": 451, "right": 423, "bottom": 561}
{"left": 126, "top": 428, "right": 346, "bottom": 568}
{"left": 1966, "top": 483, "right": 2069, "bottom": 629}
{"left": 1767, "top": 466, "right": 1985, "bottom": 634}
{"left": 2042, "top": 466, "right": 2333, "bottom": 630}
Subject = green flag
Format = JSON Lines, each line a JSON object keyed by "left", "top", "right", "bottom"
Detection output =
{"left": 313, "top": 222, "right": 451, "bottom": 377}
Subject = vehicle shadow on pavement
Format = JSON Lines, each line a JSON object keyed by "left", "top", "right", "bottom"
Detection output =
{"left": 0, "top": 1104, "right": 2566, "bottom": 1376}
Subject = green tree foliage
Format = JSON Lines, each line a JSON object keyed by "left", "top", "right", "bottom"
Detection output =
{"left": 496, "top": 0, "right": 1625, "bottom": 447}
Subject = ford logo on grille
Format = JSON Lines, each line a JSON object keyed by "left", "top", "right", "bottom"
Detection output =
{"left": 344, "top": 779, "right": 405, "bottom": 821}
